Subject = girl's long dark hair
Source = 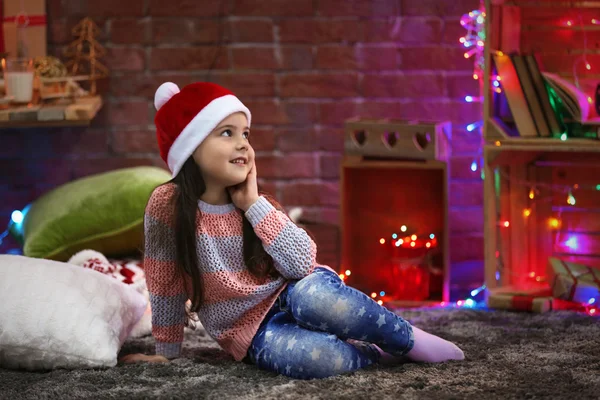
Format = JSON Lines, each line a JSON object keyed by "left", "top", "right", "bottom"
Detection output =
{"left": 167, "top": 157, "right": 283, "bottom": 324}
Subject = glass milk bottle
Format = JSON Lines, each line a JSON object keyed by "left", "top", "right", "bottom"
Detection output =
{"left": 2, "top": 58, "right": 34, "bottom": 104}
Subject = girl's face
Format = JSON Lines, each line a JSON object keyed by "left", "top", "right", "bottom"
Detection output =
{"left": 192, "top": 112, "right": 254, "bottom": 188}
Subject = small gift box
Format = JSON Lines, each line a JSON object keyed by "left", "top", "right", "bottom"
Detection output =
{"left": 547, "top": 257, "right": 600, "bottom": 304}
{"left": 1, "top": 0, "right": 47, "bottom": 58}
{"left": 488, "top": 287, "right": 554, "bottom": 313}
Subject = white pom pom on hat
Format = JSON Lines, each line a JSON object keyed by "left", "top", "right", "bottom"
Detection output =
{"left": 154, "top": 82, "right": 180, "bottom": 111}
{"left": 153, "top": 81, "right": 252, "bottom": 177}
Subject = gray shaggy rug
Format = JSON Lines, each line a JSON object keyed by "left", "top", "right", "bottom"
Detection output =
{"left": 1, "top": 308, "right": 599, "bottom": 400}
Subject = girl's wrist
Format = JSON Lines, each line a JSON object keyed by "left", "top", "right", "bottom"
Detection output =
{"left": 243, "top": 195, "right": 260, "bottom": 212}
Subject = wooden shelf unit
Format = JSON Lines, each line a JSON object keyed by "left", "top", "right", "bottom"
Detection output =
{"left": 483, "top": 0, "right": 600, "bottom": 295}
{"left": 0, "top": 96, "right": 102, "bottom": 129}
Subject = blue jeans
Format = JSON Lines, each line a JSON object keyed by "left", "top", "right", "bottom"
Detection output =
{"left": 246, "top": 267, "right": 415, "bottom": 379}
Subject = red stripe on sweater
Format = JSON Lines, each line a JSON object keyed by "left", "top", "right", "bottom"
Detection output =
{"left": 152, "top": 324, "right": 184, "bottom": 343}
{"left": 254, "top": 210, "right": 287, "bottom": 246}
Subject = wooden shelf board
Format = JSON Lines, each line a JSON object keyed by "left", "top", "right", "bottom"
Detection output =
{"left": 504, "top": 1, "right": 600, "bottom": 7}
{"left": 0, "top": 119, "right": 92, "bottom": 129}
{"left": 342, "top": 156, "right": 447, "bottom": 170}
{"left": 484, "top": 146, "right": 542, "bottom": 166}
{"left": 485, "top": 138, "right": 600, "bottom": 153}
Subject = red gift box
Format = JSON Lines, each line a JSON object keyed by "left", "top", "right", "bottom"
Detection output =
{"left": 1, "top": 0, "right": 47, "bottom": 57}
{"left": 547, "top": 258, "right": 600, "bottom": 304}
{"left": 488, "top": 286, "right": 586, "bottom": 313}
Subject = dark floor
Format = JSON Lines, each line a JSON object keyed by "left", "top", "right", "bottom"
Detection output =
{"left": 1, "top": 307, "right": 599, "bottom": 400}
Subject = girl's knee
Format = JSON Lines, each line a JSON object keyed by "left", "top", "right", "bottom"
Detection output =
{"left": 293, "top": 268, "right": 342, "bottom": 295}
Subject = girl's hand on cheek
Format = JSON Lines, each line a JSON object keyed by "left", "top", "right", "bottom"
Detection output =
{"left": 228, "top": 162, "right": 259, "bottom": 211}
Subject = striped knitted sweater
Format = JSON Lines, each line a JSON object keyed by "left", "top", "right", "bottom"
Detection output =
{"left": 144, "top": 183, "right": 332, "bottom": 361}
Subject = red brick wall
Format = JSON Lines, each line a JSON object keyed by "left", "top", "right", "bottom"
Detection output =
{"left": 1, "top": 0, "right": 484, "bottom": 290}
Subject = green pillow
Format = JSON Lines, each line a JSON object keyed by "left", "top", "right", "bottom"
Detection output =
{"left": 23, "top": 166, "right": 172, "bottom": 261}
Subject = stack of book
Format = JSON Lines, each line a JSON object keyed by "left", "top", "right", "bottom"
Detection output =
{"left": 492, "top": 52, "right": 599, "bottom": 139}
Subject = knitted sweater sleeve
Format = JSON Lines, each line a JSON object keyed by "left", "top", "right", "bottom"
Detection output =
{"left": 245, "top": 196, "right": 317, "bottom": 279}
{"left": 144, "top": 184, "right": 187, "bottom": 359}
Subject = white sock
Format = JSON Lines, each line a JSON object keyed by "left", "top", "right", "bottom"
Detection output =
{"left": 405, "top": 326, "right": 465, "bottom": 363}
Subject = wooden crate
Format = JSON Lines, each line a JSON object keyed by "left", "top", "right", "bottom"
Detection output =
{"left": 482, "top": 0, "right": 600, "bottom": 300}
{"left": 340, "top": 156, "right": 450, "bottom": 303}
{"left": 344, "top": 118, "right": 451, "bottom": 161}
{"left": 482, "top": 0, "right": 600, "bottom": 144}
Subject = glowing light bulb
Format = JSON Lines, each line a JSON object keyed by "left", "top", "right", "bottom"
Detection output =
{"left": 529, "top": 272, "right": 536, "bottom": 278}
{"left": 495, "top": 141, "right": 501, "bottom": 147}
{"left": 400, "top": 225, "right": 407, "bottom": 232}
{"left": 377, "top": 300, "right": 383, "bottom": 305}
{"left": 411, "top": 234, "right": 417, "bottom": 241}
{"left": 588, "top": 96, "right": 593, "bottom": 104}
{"left": 586, "top": 62, "right": 591, "bottom": 70}
{"left": 560, "top": 133, "right": 567, "bottom": 141}
{"left": 345, "top": 270, "right": 351, "bottom": 276}
{"left": 465, "top": 95, "right": 474, "bottom": 102}
{"left": 410, "top": 242, "right": 416, "bottom": 247}
{"left": 502, "top": 221, "right": 510, "bottom": 227}
{"left": 548, "top": 217, "right": 561, "bottom": 229}
{"left": 371, "top": 292, "right": 377, "bottom": 298}
{"left": 457, "top": 300, "right": 464, "bottom": 306}
{"left": 473, "top": 73, "right": 479, "bottom": 80}
{"left": 589, "top": 298, "right": 596, "bottom": 305}
{"left": 459, "top": 37, "right": 466, "bottom": 43}
{"left": 392, "top": 233, "right": 398, "bottom": 239}
{"left": 379, "top": 238, "right": 385, "bottom": 244}
{"left": 464, "top": 298, "right": 475, "bottom": 307}
{"left": 529, "top": 188, "right": 535, "bottom": 199}
{"left": 339, "top": 273, "right": 345, "bottom": 279}
{"left": 567, "top": 191, "right": 576, "bottom": 206}
{"left": 11, "top": 210, "right": 23, "bottom": 224}
{"left": 471, "top": 285, "right": 486, "bottom": 297}
{"left": 396, "top": 239, "right": 404, "bottom": 246}
{"left": 593, "top": 18, "right": 599, "bottom": 24}
{"left": 429, "top": 234, "right": 435, "bottom": 239}
{"left": 596, "top": 184, "right": 600, "bottom": 191}
{"left": 523, "top": 208, "right": 531, "bottom": 217}
{"left": 426, "top": 242, "right": 431, "bottom": 248}
{"left": 471, "top": 161, "right": 478, "bottom": 171}
{"left": 380, "top": 291, "right": 385, "bottom": 297}
{"left": 567, "top": 20, "right": 573, "bottom": 26}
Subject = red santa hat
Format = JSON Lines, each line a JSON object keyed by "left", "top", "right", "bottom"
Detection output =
{"left": 154, "top": 82, "right": 252, "bottom": 177}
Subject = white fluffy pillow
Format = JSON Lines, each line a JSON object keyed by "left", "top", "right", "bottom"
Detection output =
{"left": 0, "top": 255, "right": 147, "bottom": 370}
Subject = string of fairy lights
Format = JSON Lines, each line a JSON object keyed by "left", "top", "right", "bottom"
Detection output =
{"left": 338, "top": 224, "right": 439, "bottom": 306}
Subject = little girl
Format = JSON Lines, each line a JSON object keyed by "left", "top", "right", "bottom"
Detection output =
{"left": 120, "top": 82, "right": 464, "bottom": 379}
